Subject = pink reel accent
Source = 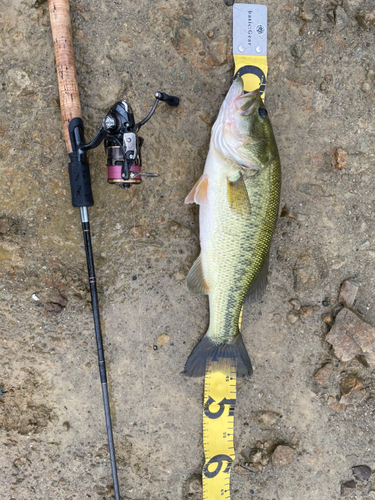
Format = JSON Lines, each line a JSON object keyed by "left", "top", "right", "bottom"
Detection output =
{"left": 130, "top": 164, "right": 142, "bottom": 180}
{"left": 107, "top": 164, "right": 141, "bottom": 181}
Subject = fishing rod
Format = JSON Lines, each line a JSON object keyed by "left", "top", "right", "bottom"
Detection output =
{"left": 48, "top": 1, "right": 179, "bottom": 498}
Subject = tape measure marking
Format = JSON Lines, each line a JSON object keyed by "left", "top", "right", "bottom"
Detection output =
{"left": 203, "top": 359, "right": 237, "bottom": 499}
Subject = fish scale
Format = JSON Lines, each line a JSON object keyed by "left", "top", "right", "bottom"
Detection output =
{"left": 203, "top": 158, "right": 280, "bottom": 345}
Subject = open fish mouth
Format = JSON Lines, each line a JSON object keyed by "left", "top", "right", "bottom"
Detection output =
{"left": 234, "top": 89, "right": 261, "bottom": 116}
{"left": 223, "top": 78, "right": 261, "bottom": 116}
{"left": 210, "top": 77, "right": 263, "bottom": 170}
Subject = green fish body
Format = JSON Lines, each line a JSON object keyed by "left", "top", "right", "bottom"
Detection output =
{"left": 184, "top": 78, "right": 281, "bottom": 377}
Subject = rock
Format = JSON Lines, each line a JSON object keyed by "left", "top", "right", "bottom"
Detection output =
{"left": 256, "top": 411, "right": 281, "bottom": 427}
{"left": 174, "top": 272, "right": 185, "bottom": 281}
{"left": 289, "top": 298, "right": 301, "bottom": 310}
{"left": 341, "top": 480, "right": 356, "bottom": 496}
{"left": 326, "top": 308, "right": 375, "bottom": 366}
{"left": 355, "top": 10, "right": 375, "bottom": 30}
{"left": 334, "top": 147, "right": 347, "bottom": 169}
{"left": 314, "top": 363, "right": 332, "bottom": 385}
{"left": 335, "top": 6, "right": 349, "bottom": 31}
{"left": 329, "top": 401, "right": 343, "bottom": 412}
{"left": 301, "top": 305, "right": 314, "bottom": 317}
{"left": 129, "top": 225, "right": 145, "bottom": 239}
{"left": 6, "top": 69, "right": 32, "bottom": 103}
{"left": 271, "top": 446, "right": 294, "bottom": 467}
{"left": 318, "top": 19, "right": 329, "bottom": 31}
{"left": 43, "top": 289, "right": 68, "bottom": 317}
{"left": 287, "top": 311, "right": 300, "bottom": 324}
{"left": 48, "top": 289, "right": 68, "bottom": 307}
{"left": 322, "top": 312, "right": 333, "bottom": 324}
{"left": 352, "top": 465, "right": 372, "bottom": 481}
{"left": 299, "top": 9, "right": 315, "bottom": 22}
{"left": 340, "top": 374, "right": 363, "bottom": 397}
{"left": 223, "top": 0, "right": 234, "bottom": 5}
{"left": 363, "top": 81, "right": 372, "bottom": 93}
{"left": 0, "top": 217, "right": 12, "bottom": 234}
{"left": 157, "top": 334, "right": 170, "bottom": 346}
{"left": 368, "top": 491, "right": 375, "bottom": 500}
{"left": 293, "top": 249, "right": 328, "bottom": 293}
{"left": 185, "top": 473, "right": 202, "bottom": 494}
{"left": 291, "top": 43, "right": 306, "bottom": 60}
{"left": 207, "top": 35, "right": 229, "bottom": 66}
{"left": 338, "top": 281, "right": 358, "bottom": 308}
{"left": 207, "top": 31, "right": 214, "bottom": 38}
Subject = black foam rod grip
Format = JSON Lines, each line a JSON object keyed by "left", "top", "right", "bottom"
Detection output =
{"left": 68, "top": 118, "right": 94, "bottom": 207}
{"left": 158, "top": 92, "right": 179, "bottom": 107}
{"left": 68, "top": 160, "right": 94, "bottom": 207}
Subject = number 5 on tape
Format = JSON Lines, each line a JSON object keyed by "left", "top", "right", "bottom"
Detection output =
{"left": 233, "top": 4, "right": 267, "bottom": 99}
{"left": 202, "top": 360, "right": 236, "bottom": 500}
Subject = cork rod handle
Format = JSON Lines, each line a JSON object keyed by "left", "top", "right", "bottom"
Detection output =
{"left": 49, "top": 0, "right": 82, "bottom": 154}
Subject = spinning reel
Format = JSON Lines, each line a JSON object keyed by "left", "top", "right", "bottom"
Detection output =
{"left": 67, "top": 91, "right": 179, "bottom": 206}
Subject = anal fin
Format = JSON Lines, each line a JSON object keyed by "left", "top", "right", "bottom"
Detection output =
{"left": 186, "top": 254, "right": 209, "bottom": 295}
{"left": 245, "top": 255, "right": 269, "bottom": 304}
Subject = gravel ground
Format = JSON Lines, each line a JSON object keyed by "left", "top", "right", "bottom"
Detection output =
{"left": 1, "top": 0, "right": 375, "bottom": 499}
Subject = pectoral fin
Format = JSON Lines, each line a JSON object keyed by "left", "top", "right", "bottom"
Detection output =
{"left": 227, "top": 172, "right": 251, "bottom": 216}
{"left": 186, "top": 254, "right": 209, "bottom": 295}
{"left": 185, "top": 175, "right": 208, "bottom": 205}
{"left": 245, "top": 255, "right": 269, "bottom": 304}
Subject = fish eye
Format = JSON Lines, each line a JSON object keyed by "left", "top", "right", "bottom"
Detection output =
{"left": 258, "top": 108, "right": 268, "bottom": 118}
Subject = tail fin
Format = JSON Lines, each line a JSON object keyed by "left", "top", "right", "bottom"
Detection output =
{"left": 184, "top": 333, "right": 253, "bottom": 377}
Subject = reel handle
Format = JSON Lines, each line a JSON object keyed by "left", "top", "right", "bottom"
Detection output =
{"left": 155, "top": 92, "right": 180, "bottom": 107}
{"left": 48, "top": 0, "right": 82, "bottom": 154}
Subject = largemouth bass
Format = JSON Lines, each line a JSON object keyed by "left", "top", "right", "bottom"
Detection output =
{"left": 184, "top": 77, "right": 281, "bottom": 377}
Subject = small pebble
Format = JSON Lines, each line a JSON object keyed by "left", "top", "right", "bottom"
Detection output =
{"left": 157, "top": 334, "right": 170, "bottom": 346}
{"left": 340, "top": 374, "right": 363, "bottom": 397}
{"left": 333, "top": 147, "right": 347, "bottom": 169}
{"left": 271, "top": 445, "right": 294, "bottom": 467}
{"left": 322, "top": 312, "right": 333, "bottom": 323}
{"left": 355, "top": 10, "right": 375, "bottom": 30}
{"left": 335, "top": 6, "right": 348, "bottom": 31}
{"left": 289, "top": 298, "right": 301, "bottom": 310}
{"left": 314, "top": 363, "right": 332, "bottom": 385}
{"left": 338, "top": 280, "right": 358, "bottom": 308}
{"left": 340, "top": 480, "right": 356, "bottom": 496}
{"left": 362, "top": 82, "right": 371, "bottom": 92}
{"left": 301, "top": 305, "right": 314, "bottom": 317}
{"left": 207, "top": 30, "right": 214, "bottom": 38}
{"left": 287, "top": 311, "right": 300, "bottom": 324}
{"left": 329, "top": 401, "right": 343, "bottom": 412}
{"left": 352, "top": 464, "right": 372, "bottom": 481}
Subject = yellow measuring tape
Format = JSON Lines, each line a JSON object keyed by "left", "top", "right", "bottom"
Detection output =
{"left": 202, "top": 5, "right": 267, "bottom": 498}
{"left": 203, "top": 359, "right": 237, "bottom": 499}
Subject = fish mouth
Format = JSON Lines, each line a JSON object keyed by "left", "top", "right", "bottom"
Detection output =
{"left": 234, "top": 88, "right": 261, "bottom": 116}
{"left": 224, "top": 77, "right": 261, "bottom": 117}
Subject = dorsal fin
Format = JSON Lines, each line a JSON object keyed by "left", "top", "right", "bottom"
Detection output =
{"left": 185, "top": 175, "right": 208, "bottom": 205}
{"left": 186, "top": 254, "right": 209, "bottom": 295}
{"left": 245, "top": 255, "right": 269, "bottom": 304}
